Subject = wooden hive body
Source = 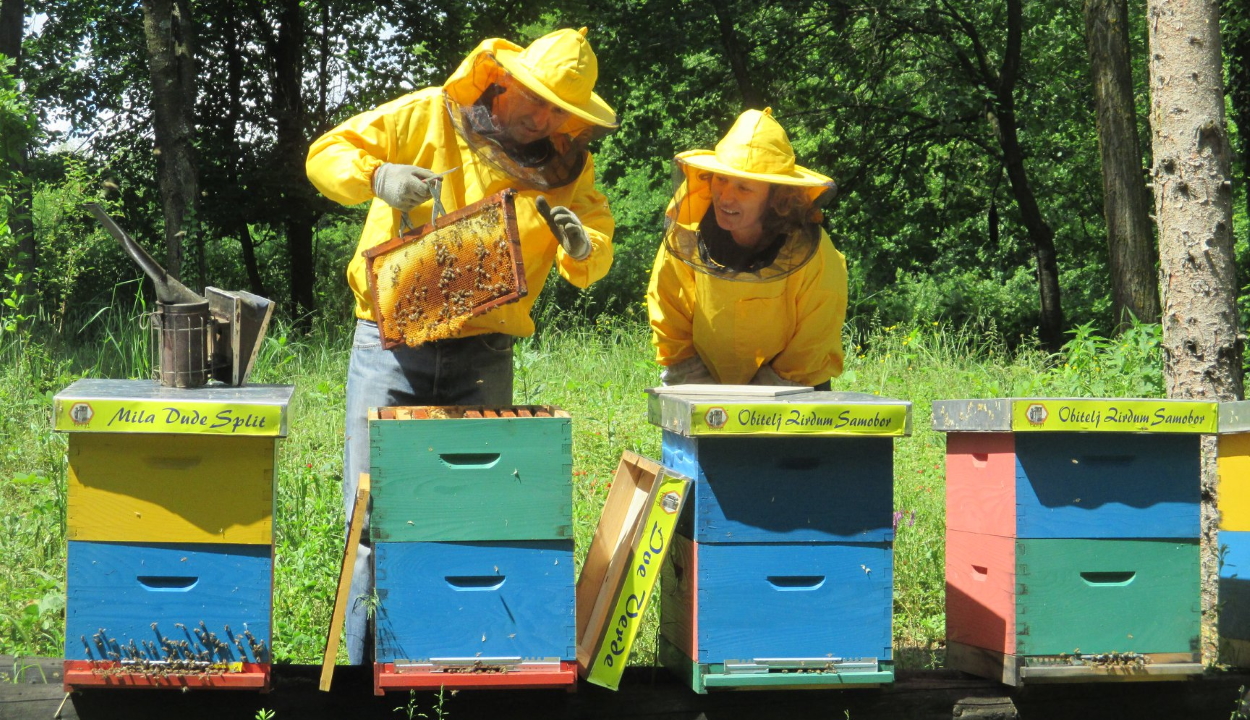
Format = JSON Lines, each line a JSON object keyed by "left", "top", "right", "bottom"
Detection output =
{"left": 368, "top": 404, "right": 577, "bottom": 692}
{"left": 54, "top": 380, "right": 291, "bottom": 691}
{"left": 936, "top": 398, "right": 1212, "bottom": 685}
{"left": 650, "top": 388, "right": 910, "bottom": 692}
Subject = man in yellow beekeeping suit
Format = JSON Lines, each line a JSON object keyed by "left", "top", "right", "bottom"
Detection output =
{"left": 306, "top": 28, "right": 617, "bottom": 664}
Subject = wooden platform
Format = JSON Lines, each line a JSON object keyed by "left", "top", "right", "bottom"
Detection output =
{"left": 7, "top": 656, "right": 1250, "bottom": 719}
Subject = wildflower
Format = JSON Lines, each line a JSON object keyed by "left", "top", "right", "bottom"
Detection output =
{"left": 893, "top": 510, "right": 904, "bottom": 529}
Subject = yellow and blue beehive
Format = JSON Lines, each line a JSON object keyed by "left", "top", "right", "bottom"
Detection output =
{"left": 54, "top": 378, "right": 292, "bottom": 691}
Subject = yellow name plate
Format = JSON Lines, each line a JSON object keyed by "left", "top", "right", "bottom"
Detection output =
{"left": 55, "top": 398, "right": 284, "bottom": 436}
{"left": 1010, "top": 399, "right": 1217, "bottom": 433}
{"left": 688, "top": 402, "right": 910, "bottom": 436}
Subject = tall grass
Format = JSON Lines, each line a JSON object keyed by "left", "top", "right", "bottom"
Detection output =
{"left": 0, "top": 308, "right": 1165, "bottom": 668}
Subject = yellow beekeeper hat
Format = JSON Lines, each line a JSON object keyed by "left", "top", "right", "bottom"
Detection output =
{"left": 494, "top": 27, "right": 618, "bottom": 129}
{"left": 679, "top": 108, "right": 833, "bottom": 196}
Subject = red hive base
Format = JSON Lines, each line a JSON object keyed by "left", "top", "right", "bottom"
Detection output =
{"left": 63, "top": 661, "right": 270, "bottom": 691}
{"left": 373, "top": 661, "right": 577, "bottom": 695}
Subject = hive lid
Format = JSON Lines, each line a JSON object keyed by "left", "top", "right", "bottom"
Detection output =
{"left": 647, "top": 388, "right": 911, "bottom": 437}
{"left": 53, "top": 378, "right": 294, "bottom": 436}
{"left": 932, "top": 397, "right": 1218, "bottom": 434}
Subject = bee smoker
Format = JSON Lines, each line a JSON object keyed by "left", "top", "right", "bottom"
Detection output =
{"left": 86, "top": 204, "right": 274, "bottom": 388}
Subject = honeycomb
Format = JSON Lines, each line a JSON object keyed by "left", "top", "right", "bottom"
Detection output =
{"left": 366, "top": 190, "right": 527, "bottom": 349}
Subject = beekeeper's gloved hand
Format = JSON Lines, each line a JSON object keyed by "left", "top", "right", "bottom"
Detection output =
{"left": 372, "top": 163, "right": 437, "bottom": 211}
{"left": 535, "top": 196, "right": 591, "bottom": 260}
{"left": 750, "top": 364, "right": 805, "bottom": 387}
{"left": 661, "top": 355, "right": 714, "bottom": 386}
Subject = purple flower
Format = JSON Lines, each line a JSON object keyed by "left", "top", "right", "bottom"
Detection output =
{"left": 893, "top": 510, "right": 904, "bottom": 529}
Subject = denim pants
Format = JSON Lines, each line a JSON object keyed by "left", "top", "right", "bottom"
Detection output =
{"left": 342, "top": 319, "right": 514, "bottom": 664}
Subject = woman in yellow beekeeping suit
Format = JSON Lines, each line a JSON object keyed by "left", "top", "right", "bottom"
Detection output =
{"left": 646, "top": 108, "right": 847, "bottom": 388}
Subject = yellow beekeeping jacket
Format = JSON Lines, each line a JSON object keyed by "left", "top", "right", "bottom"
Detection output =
{"left": 305, "top": 38, "right": 614, "bottom": 335}
{"left": 646, "top": 227, "right": 848, "bottom": 386}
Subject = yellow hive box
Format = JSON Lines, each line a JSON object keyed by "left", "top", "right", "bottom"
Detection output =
{"left": 67, "top": 433, "right": 276, "bottom": 544}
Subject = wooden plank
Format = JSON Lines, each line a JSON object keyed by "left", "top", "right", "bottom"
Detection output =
{"left": 370, "top": 416, "right": 572, "bottom": 542}
{"left": 576, "top": 453, "right": 659, "bottom": 653}
{"left": 946, "top": 640, "right": 1020, "bottom": 686}
{"left": 662, "top": 431, "right": 895, "bottom": 543}
{"left": 63, "top": 661, "right": 269, "bottom": 691}
{"left": 1219, "top": 433, "right": 1250, "bottom": 530}
{"left": 7, "top": 656, "right": 1250, "bottom": 719}
{"left": 373, "top": 540, "right": 575, "bottom": 662}
{"left": 579, "top": 456, "right": 690, "bottom": 689}
{"left": 67, "top": 434, "right": 275, "bottom": 544}
{"left": 945, "top": 432, "right": 1016, "bottom": 537}
{"left": 1016, "top": 538, "right": 1200, "bottom": 656}
{"left": 320, "top": 474, "right": 370, "bottom": 692}
{"left": 373, "top": 661, "right": 576, "bottom": 693}
{"left": 946, "top": 530, "right": 1016, "bottom": 655}
{"left": 1014, "top": 433, "right": 1200, "bottom": 539}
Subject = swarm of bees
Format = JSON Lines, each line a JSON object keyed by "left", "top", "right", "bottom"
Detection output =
{"left": 79, "top": 621, "right": 269, "bottom": 678}
{"left": 372, "top": 201, "right": 524, "bottom": 348}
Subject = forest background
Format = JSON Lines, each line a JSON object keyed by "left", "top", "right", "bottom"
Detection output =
{"left": 0, "top": 0, "right": 1247, "bottom": 667}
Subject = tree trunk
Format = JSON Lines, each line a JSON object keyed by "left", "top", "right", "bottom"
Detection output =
{"left": 0, "top": 0, "right": 36, "bottom": 307}
{"left": 141, "top": 0, "right": 199, "bottom": 284}
{"left": 1148, "top": 0, "right": 1242, "bottom": 666}
{"left": 709, "top": 2, "right": 763, "bottom": 110}
{"left": 994, "top": 0, "right": 1064, "bottom": 352}
{"left": 221, "top": 4, "right": 265, "bottom": 296}
{"left": 274, "top": 0, "right": 314, "bottom": 322}
{"left": 1084, "top": 0, "right": 1161, "bottom": 329}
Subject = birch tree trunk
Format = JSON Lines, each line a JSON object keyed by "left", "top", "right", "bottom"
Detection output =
{"left": 1085, "top": 0, "right": 1160, "bottom": 328}
{"left": 141, "top": 0, "right": 199, "bottom": 283}
{"left": 1148, "top": 0, "right": 1242, "bottom": 664}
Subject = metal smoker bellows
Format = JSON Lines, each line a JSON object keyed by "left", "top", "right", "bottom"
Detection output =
{"left": 364, "top": 189, "right": 527, "bottom": 349}
{"left": 86, "top": 204, "right": 274, "bottom": 388}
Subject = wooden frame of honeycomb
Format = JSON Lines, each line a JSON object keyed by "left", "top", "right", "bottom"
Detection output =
{"left": 364, "top": 189, "right": 528, "bottom": 349}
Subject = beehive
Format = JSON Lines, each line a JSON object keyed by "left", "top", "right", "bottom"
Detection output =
{"left": 364, "top": 190, "right": 526, "bottom": 349}
{"left": 53, "top": 379, "right": 293, "bottom": 691}
{"left": 650, "top": 387, "right": 910, "bottom": 692}
{"left": 1218, "top": 401, "right": 1250, "bottom": 666}
{"left": 368, "top": 405, "right": 577, "bottom": 692}
{"left": 934, "top": 397, "right": 1215, "bottom": 685}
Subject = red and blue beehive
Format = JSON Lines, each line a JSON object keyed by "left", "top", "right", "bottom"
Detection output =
{"left": 649, "top": 387, "right": 911, "bottom": 692}
{"left": 367, "top": 405, "right": 577, "bottom": 693}
{"left": 934, "top": 397, "right": 1215, "bottom": 685}
{"left": 53, "top": 378, "right": 293, "bottom": 691}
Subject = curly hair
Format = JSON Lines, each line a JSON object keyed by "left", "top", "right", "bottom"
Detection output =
{"left": 761, "top": 184, "right": 815, "bottom": 238}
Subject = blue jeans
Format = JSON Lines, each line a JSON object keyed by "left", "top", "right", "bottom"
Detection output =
{"left": 342, "top": 319, "right": 514, "bottom": 664}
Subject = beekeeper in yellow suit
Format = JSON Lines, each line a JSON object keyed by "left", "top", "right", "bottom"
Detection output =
{"left": 647, "top": 108, "right": 847, "bottom": 389}
{"left": 305, "top": 28, "right": 616, "bottom": 664}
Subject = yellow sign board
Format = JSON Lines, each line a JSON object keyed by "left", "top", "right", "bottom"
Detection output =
{"left": 1010, "top": 399, "right": 1217, "bottom": 433}
{"left": 54, "top": 397, "right": 285, "bottom": 436}
{"left": 585, "top": 474, "right": 687, "bottom": 690}
{"left": 688, "top": 402, "right": 909, "bottom": 436}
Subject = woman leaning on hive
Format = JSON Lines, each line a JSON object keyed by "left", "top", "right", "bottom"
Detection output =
{"left": 646, "top": 108, "right": 847, "bottom": 389}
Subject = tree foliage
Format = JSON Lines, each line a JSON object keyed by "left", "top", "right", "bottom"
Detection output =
{"left": 7, "top": 0, "right": 1248, "bottom": 347}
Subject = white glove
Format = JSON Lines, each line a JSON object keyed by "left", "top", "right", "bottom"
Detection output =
{"left": 372, "top": 163, "right": 437, "bottom": 211}
{"left": 661, "top": 355, "right": 714, "bottom": 386}
{"left": 750, "top": 364, "right": 805, "bottom": 387}
{"left": 535, "top": 196, "right": 591, "bottom": 260}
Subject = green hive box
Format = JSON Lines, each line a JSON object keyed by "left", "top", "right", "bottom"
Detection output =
{"left": 369, "top": 406, "right": 573, "bottom": 542}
